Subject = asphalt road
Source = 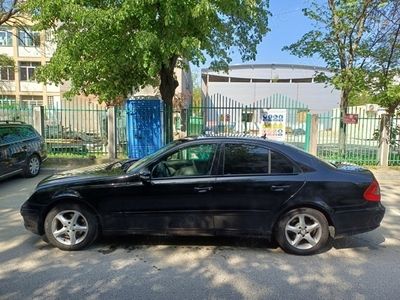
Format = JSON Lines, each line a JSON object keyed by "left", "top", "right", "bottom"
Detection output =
{"left": 0, "top": 169, "right": 400, "bottom": 299}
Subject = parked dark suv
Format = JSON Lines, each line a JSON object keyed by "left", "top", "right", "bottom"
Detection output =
{"left": 0, "top": 121, "right": 47, "bottom": 180}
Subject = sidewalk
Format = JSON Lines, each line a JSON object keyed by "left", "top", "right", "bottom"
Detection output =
{"left": 370, "top": 167, "right": 400, "bottom": 181}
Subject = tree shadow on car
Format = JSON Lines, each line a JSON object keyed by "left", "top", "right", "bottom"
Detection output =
{"left": 95, "top": 235, "right": 279, "bottom": 254}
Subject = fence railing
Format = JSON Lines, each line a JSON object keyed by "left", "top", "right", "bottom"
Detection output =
{"left": 187, "top": 93, "right": 311, "bottom": 150}
{"left": 1, "top": 99, "right": 399, "bottom": 165}
{"left": 317, "top": 107, "right": 382, "bottom": 165}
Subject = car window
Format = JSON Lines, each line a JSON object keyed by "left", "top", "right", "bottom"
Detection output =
{"left": 0, "top": 126, "right": 21, "bottom": 144}
{"left": 152, "top": 144, "right": 217, "bottom": 178}
{"left": 16, "top": 126, "right": 38, "bottom": 139}
{"left": 270, "top": 151, "right": 299, "bottom": 174}
{"left": 224, "top": 144, "right": 269, "bottom": 175}
{"left": 223, "top": 144, "right": 299, "bottom": 175}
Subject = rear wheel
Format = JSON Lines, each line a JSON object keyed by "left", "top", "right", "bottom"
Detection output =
{"left": 24, "top": 154, "right": 41, "bottom": 177}
{"left": 44, "top": 203, "right": 98, "bottom": 251}
{"left": 275, "top": 208, "right": 330, "bottom": 255}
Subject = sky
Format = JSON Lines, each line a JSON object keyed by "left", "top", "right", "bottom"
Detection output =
{"left": 192, "top": 0, "right": 326, "bottom": 84}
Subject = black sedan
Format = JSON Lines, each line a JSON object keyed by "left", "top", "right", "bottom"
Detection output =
{"left": 21, "top": 136, "right": 385, "bottom": 255}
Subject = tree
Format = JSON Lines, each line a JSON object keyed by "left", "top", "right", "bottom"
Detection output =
{"left": 283, "top": 0, "right": 382, "bottom": 155}
{"left": 24, "top": 0, "right": 270, "bottom": 142}
{"left": 1, "top": 0, "right": 20, "bottom": 25}
{"left": 364, "top": 0, "right": 400, "bottom": 116}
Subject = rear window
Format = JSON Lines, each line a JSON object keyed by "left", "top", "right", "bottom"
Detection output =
{"left": 0, "top": 125, "right": 38, "bottom": 144}
{"left": 17, "top": 126, "right": 38, "bottom": 139}
{"left": 0, "top": 126, "right": 20, "bottom": 144}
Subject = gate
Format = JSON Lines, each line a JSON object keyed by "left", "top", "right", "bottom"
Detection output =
{"left": 187, "top": 93, "right": 311, "bottom": 150}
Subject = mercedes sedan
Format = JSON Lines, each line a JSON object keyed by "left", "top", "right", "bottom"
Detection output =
{"left": 21, "top": 136, "right": 385, "bottom": 255}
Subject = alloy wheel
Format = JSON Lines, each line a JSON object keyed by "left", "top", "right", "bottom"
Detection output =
{"left": 29, "top": 156, "right": 40, "bottom": 176}
{"left": 284, "top": 213, "right": 322, "bottom": 250}
{"left": 51, "top": 210, "right": 89, "bottom": 246}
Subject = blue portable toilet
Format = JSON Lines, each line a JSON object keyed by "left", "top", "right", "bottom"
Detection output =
{"left": 126, "top": 98, "right": 165, "bottom": 159}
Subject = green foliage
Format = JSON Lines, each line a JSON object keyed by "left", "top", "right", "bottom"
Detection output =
{"left": 24, "top": 0, "right": 270, "bottom": 105}
{"left": 283, "top": 0, "right": 381, "bottom": 100}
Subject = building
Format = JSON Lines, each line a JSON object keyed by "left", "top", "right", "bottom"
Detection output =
{"left": 202, "top": 64, "right": 340, "bottom": 113}
{"left": 0, "top": 22, "right": 62, "bottom": 107}
{"left": 0, "top": 21, "right": 192, "bottom": 110}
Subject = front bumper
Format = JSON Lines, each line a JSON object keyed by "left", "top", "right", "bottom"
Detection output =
{"left": 333, "top": 203, "right": 385, "bottom": 237}
{"left": 20, "top": 202, "right": 44, "bottom": 235}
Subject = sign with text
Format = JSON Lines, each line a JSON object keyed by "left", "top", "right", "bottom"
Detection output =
{"left": 343, "top": 114, "right": 358, "bottom": 124}
{"left": 259, "top": 109, "right": 287, "bottom": 141}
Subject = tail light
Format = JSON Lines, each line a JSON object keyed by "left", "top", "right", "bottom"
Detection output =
{"left": 363, "top": 179, "right": 381, "bottom": 202}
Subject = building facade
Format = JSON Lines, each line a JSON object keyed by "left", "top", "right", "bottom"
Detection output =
{"left": 202, "top": 64, "right": 340, "bottom": 113}
{"left": 0, "top": 22, "right": 63, "bottom": 107}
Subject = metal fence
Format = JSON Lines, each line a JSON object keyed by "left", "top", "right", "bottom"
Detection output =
{"left": 388, "top": 115, "right": 400, "bottom": 166}
{"left": 2, "top": 98, "right": 399, "bottom": 165}
{"left": 1, "top": 101, "right": 110, "bottom": 157}
{"left": 43, "top": 101, "right": 108, "bottom": 156}
{"left": 187, "top": 93, "right": 311, "bottom": 150}
{"left": 317, "top": 107, "right": 382, "bottom": 165}
{"left": 0, "top": 102, "right": 34, "bottom": 124}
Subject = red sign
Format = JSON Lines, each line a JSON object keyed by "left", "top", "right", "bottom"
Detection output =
{"left": 343, "top": 114, "right": 358, "bottom": 124}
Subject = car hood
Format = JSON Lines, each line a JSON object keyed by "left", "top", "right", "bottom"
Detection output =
{"left": 37, "top": 163, "right": 129, "bottom": 189}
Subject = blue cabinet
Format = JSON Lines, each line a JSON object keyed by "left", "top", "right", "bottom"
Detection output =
{"left": 126, "top": 99, "right": 165, "bottom": 159}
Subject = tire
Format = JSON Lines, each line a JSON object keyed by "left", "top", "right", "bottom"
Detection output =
{"left": 44, "top": 203, "right": 98, "bottom": 251}
{"left": 24, "top": 154, "right": 41, "bottom": 178}
{"left": 275, "top": 207, "right": 330, "bottom": 255}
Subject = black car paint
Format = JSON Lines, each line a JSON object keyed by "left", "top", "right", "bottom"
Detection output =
{"left": 20, "top": 137, "right": 385, "bottom": 240}
{"left": 0, "top": 124, "right": 47, "bottom": 179}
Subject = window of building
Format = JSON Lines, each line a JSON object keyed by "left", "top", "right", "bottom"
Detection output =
{"left": 230, "top": 77, "right": 251, "bottom": 83}
{"left": 0, "top": 66, "right": 15, "bottom": 80}
{"left": 0, "top": 96, "right": 16, "bottom": 105}
{"left": 208, "top": 75, "right": 229, "bottom": 82}
{"left": 19, "top": 62, "right": 41, "bottom": 81}
{"left": 252, "top": 78, "right": 270, "bottom": 83}
{"left": 20, "top": 96, "right": 43, "bottom": 107}
{"left": 0, "top": 26, "right": 13, "bottom": 46}
{"left": 292, "top": 78, "right": 313, "bottom": 83}
{"left": 47, "top": 96, "right": 54, "bottom": 109}
{"left": 18, "top": 29, "right": 40, "bottom": 47}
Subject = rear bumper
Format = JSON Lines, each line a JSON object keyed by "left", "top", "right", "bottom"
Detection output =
{"left": 333, "top": 203, "right": 385, "bottom": 237}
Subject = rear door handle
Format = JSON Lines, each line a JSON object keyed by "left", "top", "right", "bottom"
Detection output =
{"left": 194, "top": 186, "right": 213, "bottom": 193}
{"left": 271, "top": 185, "right": 290, "bottom": 192}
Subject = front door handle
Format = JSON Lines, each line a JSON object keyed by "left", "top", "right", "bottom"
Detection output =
{"left": 271, "top": 185, "right": 290, "bottom": 192}
{"left": 194, "top": 186, "right": 213, "bottom": 193}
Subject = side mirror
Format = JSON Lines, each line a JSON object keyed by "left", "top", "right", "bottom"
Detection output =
{"left": 139, "top": 168, "right": 151, "bottom": 183}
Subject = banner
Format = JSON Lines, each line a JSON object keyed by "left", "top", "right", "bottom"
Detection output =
{"left": 259, "top": 109, "right": 287, "bottom": 141}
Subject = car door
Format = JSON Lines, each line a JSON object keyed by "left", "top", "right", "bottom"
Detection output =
{"left": 212, "top": 142, "right": 306, "bottom": 236}
{"left": 122, "top": 142, "right": 220, "bottom": 234}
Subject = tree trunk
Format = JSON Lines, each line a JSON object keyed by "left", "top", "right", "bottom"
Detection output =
{"left": 338, "top": 89, "right": 350, "bottom": 159}
{"left": 159, "top": 56, "right": 179, "bottom": 143}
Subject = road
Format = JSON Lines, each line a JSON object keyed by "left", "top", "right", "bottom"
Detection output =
{"left": 0, "top": 169, "right": 400, "bottom": 299}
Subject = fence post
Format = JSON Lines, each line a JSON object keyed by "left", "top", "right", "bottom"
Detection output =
{"left": 304, "top": 113, "right": 312, "bottom": 152}
{"left": 107, "top": 106, "right": 117, "bottom": 160}
{"left": 33, "top": 106, "right": 45, "bottom": 137}
{"left": 378, "top": 114, "right": 389, "bottom": 167}
{"left": 309, "top": 114, "right": 319, "bottom": 156}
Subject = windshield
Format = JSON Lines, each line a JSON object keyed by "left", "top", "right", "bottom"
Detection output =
{"left": 126, "top": 141, "right": 183, "bottom": 174}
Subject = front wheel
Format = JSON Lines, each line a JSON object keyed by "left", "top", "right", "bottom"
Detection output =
{"left": 44, "top": 203, "right": 98, "bottom": 251}
{"left": 275, "top": 208, "right": 330, "bottom": 255}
